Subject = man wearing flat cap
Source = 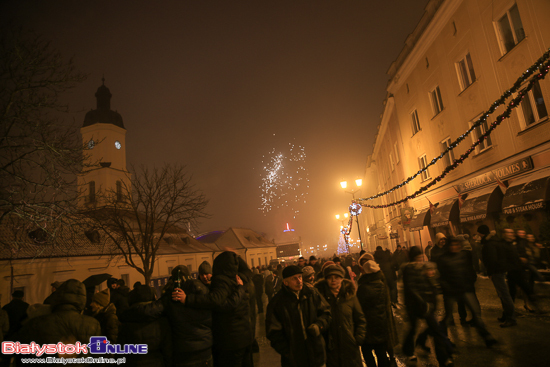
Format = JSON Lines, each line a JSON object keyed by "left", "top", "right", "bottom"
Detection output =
{"left": 266, "top": 265, "right": 331, "bottom": 367}
{"left": 2, "top": 290, "right": 29, "bottom": 340}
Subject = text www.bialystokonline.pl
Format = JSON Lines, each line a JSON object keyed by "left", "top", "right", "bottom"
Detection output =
{"left": 20, "top": 357, "right": 126, "bottom": 364}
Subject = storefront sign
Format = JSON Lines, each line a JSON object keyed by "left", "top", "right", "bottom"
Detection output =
{"left": 431, "top": 220, "right": 450, "bottom": 228}
{"left": 460, "top": 213, "right": 486, "bottom": 223}
{"left": 458, "top": 157, "right": 533, "bottom": 192}
{"left": 503, "top": 201, "right": 545, "bottom": 215}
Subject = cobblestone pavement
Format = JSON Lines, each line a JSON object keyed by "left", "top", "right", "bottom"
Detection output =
{"left": 254, "top": 277, "right": 550, "bottom": 367}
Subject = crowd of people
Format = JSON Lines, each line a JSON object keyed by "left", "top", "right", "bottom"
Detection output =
{"left": 1, "top": 225, "right": 548, "bottom": 367}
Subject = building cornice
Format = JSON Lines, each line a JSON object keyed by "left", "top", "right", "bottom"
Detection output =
{"left": 387, "top": 0, "right": 464, "bottom": 94}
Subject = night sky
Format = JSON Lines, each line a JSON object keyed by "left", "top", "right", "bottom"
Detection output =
{"left": 2, "top": 0, "right": 429, "bottom": 251}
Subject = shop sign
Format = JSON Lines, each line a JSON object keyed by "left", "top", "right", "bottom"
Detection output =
{"left": 503, "top": 201, "right": 545, "bottom": 215}
{"left": 458, "top": 157, "right": 533, "bottom": 192}
{"left": 460, "top": 213, "right": 486, "bottom": 223}
{"left": 431, "top": 220, "right": 450, "bottom": 228}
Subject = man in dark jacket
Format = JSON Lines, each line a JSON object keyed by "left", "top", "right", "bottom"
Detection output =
{"left": 479, "top": 225, "right": 516, "bottom": 327}
{"left": 437, "top": 237, "right": 496, "bottom": 347}
{"left": 178, "top": 252, "right": 251, "bottom": 367}
{"left": 252, "top": 269, "right": 265, "bottom": 314}
{"left": 14, "top": 280, "right": 101, "bottom": 365}
{"left": 2, "top": 290, "right": 29, "bottom": 340}
{"left": 107, "top": 278, "right": 129, "bottom": 318}
{"left": 199, "top": 261, "right": 213, "bottom": 288}
{"left": 128, "top": 265, "right": 215, "bottom": 367}
{"left": 118, "top": 285, "right": 172, "bottom": 367}
{"left": 309, "top": 256, "right": 321, "bottom": 274}
{"left": 266, "top": 265, "right": 332, "bottom": 367}
{"left": 374, "top": 246, "right": 397, "bottom": 305}
{"left": 402, "top": 247, "right": 453, "bottom": 366}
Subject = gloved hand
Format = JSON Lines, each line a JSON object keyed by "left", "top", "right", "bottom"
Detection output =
{"left": 307, "top": 323, "right": 320, "bottom": 337}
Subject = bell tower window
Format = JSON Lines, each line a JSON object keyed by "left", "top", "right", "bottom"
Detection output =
{"left": 89, "top": 181, "right": 96, "bottom": 203}
{"left": 116, "top": 181, "right": 123, "bottom": 202}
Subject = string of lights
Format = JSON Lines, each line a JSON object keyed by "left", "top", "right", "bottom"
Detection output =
{"left": 356, "top": 52, "right": 550, "bottom": 209}
{"left": 357, "top": 47, "right": 550, "bottom": 204}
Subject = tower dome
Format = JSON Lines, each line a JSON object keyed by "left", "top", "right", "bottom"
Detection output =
{"left": 83, "top": 78, "right": 125, "bottom": 129}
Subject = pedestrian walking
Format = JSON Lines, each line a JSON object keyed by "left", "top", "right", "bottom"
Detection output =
{"left": 437, "top": 236, "right": 497, "bottom": 347}
{"left": 374, "top": 246, "right": 398, "bottom": 305}
{"left": 356, "top": 259, "right": 399, "bottom": 367}
{"left": 252, "top": 268, "right": 265, "bottom": 313}
{"left": 88, "top": 289, "right": 119, "bottom": 343}
{"left": 402, "top": 247, "right": 454, "bottom": 367}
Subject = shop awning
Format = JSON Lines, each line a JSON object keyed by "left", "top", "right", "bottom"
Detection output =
{"left": 409, "top": 207, "right": 431, "bottom": 231}
{"left": 430, "top": 196, "right": 464, "bottom": 228}
{"left": 502, "top": 167, "right": 550, "bottom": 215}
{"left": 460, "top": 185, "right": 503, "bottom": 223}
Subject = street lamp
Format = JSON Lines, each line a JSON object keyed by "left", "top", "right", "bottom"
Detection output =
{"left": 340, "top": 178, "right": 364, "bottom": 251}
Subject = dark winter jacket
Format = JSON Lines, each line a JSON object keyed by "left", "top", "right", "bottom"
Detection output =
{"left": 266, "top": 284, "right": 332, "bottom": 367}
{"left": 110, "top": 287, "right": 129, "bottom": 317}
{"left": 15, "top": 280, "right": 101, "bottom": 366}
{"left": 253, "top": 273, "right": 265, "bottom": 294}
{"left": 122, "top": 277, "right": 213, "bottom": 363}
{"left": 119, "top": 304, "right": 172, "bottom": 367}
{"left": 374, "top": 249, "right": 396, "bottom": 282}
{"left": 430, "top": 244, "right": 446, "bottom": 264}
{"left": 356, "top": 271, "right": 398, "bottom": 346}
{"left": 92, "top": 303, "right": 119, "bottom": 343}
{"left": 2, "top": 298, "right": 29, "bottom": 339}
{"left": 392, "top": 249, "right": 409, "bottom": 271}
{"left": 481, "top": 233, "right": 511, "bottom": 275}
{"left": 402, "top": 262, "right": 439, "bottom": 317}
{"left": 437, "top": 248, "right": 477, "bottom": 294}
{"left": 315, "top": 279, "right": 366, "bottom": 367}
{"left": 185, "top": 251, "right": 252, "bottom": 351}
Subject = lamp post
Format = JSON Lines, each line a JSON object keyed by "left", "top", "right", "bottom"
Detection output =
{"left": 340, "top": 179, "right": 364, "bottom": 251}
{"left": 335, "top": 213, "right": 351, "bottom": 254}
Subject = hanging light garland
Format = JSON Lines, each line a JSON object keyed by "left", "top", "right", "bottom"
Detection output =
{"left": 357, "top": 47, "right": 550, "bottom": 204}
{"left": 356, "top": 51, "right": 550, "bottom": 209}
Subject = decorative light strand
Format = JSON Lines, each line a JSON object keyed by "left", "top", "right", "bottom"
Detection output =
{"left": 358, "top": 47, "right": 550, "bottom": 203}
{"left": 357, "top": 56, "right": 550, "bottom": 209}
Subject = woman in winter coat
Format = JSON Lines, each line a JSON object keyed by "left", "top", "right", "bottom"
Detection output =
{"left": 356, "top": 259, "right": 398, "bottom": 367}
{"left": 118, "top": 285, "right": 172, "bottom": 367}
{"left": 88, "top": 289, "right": 119, "bottom": 343}
{"left": 315, "top": 264, "right": 366, "bottom": 367}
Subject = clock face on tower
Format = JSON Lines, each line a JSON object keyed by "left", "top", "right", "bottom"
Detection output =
{"left": 88, "top": 140, "right": 95, "bottom": 149}
{"left": 115, "top": 141, "right": 121, "bottom": 150}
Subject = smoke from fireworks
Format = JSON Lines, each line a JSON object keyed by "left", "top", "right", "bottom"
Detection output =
{"left": 259, "top": 143, "right": 309, "bottom": 218}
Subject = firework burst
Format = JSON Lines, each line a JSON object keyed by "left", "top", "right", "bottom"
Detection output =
{"left": 259, "top": 143, "right": 309, "bottom": 217}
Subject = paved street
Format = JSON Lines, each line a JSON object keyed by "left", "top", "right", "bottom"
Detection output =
{"left": 253, "top": 277, "right": 550, "bottom": 367}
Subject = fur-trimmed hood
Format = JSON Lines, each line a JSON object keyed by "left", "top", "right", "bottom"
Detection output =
{"left": 315, "top": 278, "right": 356, "bottom": 300}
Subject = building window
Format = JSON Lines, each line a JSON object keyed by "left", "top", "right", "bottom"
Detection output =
{"left": 440, "top": 137, "right": 455, "bottom": 168}
{"left": 495, "top": 3, "right": 525, "bottom": 54}
{"left": 168, "top": 266, "right": 173, "bottom": 275}
{"left": 471, "top": 115, "right": 493, "bottom": 153}
{"left": 430, "top": 86, "right": 444, "bottom": 116}
{"left": 411, "top": 109, "right": 421, "bottom": 135}
{"left": 389, "top": 153, "right": 395, "bottom": 171}
{"left": 89, "top": 181, "right": 96, "bottom": 203}
{"left": 418, "top": 155, "right": 430, "bottom": 181}
{"left": 456, "top": 53, "right": 476, "bottom": 90}
{"left": 116, "top": 181, "right": 123, "bottom": 202}
{"left": 394, "top": 142, "right": 400, "bottom": 164}
{"left": 251, "top": 258, "right": 254, "bottom": 267}
{"left": 519, "top": 80, "right": 548, "bottom": 127}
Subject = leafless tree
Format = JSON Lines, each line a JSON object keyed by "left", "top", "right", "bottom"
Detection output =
{"left": 87, "top": 164, "right": 209, "bottom": 284}
{"left": 0, "top": 28, "right": 88, "bottom": 255}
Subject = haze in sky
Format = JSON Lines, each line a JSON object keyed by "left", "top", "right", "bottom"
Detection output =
{"left": 1, "top": 0, "right": 429, "bottom": 251}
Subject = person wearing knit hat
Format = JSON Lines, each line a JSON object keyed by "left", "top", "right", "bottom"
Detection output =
{"left": 356, "top": 257, "right": 398, "bottom": 367}
{"left": 198, "top": 261, "right": 213, "bottom": 287}
{"left": 314, "top": 264, "right": 366, "bottom": 367}
{"left": 430, "top": 233, "right": 447, "bottom": 264}
{"left": 89, "top": 288, "right": 119, "bottom": 343}
{"left": 302, "top": 266, "right": 315, "bottom": 287}
{"left": 358, "top": 253, "right": 374, "bottom": 266}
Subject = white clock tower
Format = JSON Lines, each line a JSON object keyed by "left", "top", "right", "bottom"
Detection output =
{"left": 79, "top": 79, "right": 131, "bottom": 208}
